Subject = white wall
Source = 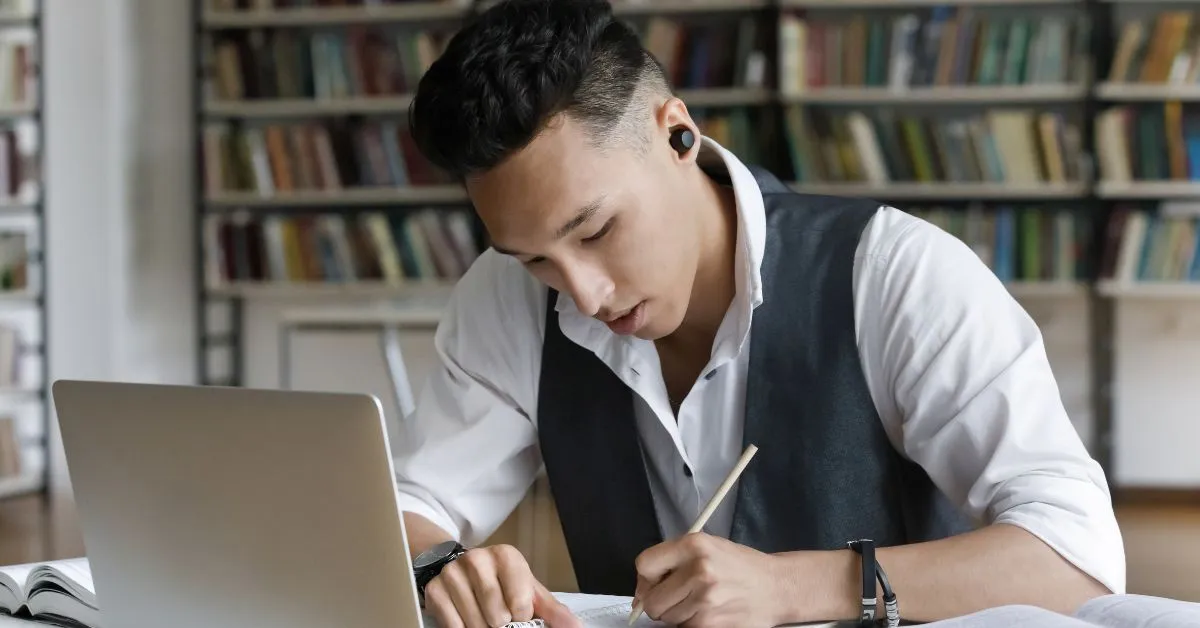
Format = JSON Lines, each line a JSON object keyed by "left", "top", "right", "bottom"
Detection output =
{"left": 45, "top": 0, "right": 194, "bottom": 494}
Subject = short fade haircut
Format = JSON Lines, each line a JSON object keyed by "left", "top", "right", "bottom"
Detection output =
{"left": 408, "top": 0, "right": 671, "bottom": 180}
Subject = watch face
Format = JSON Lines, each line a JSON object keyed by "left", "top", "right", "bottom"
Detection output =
{"left": 414, "top": 540, "right": 460, "bottom": 570}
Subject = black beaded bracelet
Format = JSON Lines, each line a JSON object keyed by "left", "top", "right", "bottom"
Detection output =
{"left": 847, "top": 539, "right": 899, "bottom": 628}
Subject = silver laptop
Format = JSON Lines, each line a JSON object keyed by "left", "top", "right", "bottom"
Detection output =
{"left": 52, "top": 380, "right": 426, "bottom": 628}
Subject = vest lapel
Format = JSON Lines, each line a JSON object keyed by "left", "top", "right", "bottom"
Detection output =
{"left": 729, "top": 166, "right": 910, "bottom": 553}
{"left": 535, "top": 289, "right": 663, "bottom": 595}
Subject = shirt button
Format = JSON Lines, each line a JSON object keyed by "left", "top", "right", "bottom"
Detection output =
{"left": 683, "top": 464, "right": 693, "bottom": 478}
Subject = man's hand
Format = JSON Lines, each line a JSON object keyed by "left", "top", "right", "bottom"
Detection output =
{"left": 632, "top": 533, "right": 790, "bottom": 628}
{"left": 424, "top": 544, "right": 582, "bottom": 628}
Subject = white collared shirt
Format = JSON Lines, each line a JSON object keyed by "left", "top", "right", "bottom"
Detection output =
{"left": 390, "top": 138, "right": 1125, "bottom": 596}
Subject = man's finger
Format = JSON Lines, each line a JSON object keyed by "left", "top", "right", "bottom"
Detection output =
{"left": 495, "top": 545, "right": 536, "bottom": 622}
{"left": 462, "top": 549, "right": 512, "bottom": 627}
{"left": 533, "top": 580, "right": 583, "bottom": 628}
{"left": 639, "top": 565, "right": 694, "bottom": 623}
{"left": 425, "top": 579, "right": 465, "bottom": 628}
{"left": 633, "top": 537, "right": 693, "bottom": 585}
{"left": 441, "top": 563, "right": 490, "bottom": 628}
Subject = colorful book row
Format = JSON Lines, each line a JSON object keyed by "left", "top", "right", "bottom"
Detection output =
{"left": 203, "top": 208, "right": 480, "bottom": 285}
{"left": 202, "top": 119, "right": 449, "bottom": 196}
{"left": 911, "top": 205, "right": 1092, "bottom": 283}
{"left": 207, "top": 26, "right": 452, "bottom": 102}
{"left": 779, "top": 8, "right": 1089, "bottom": 93}
{"left": 1102, "top": 203, "right": 1200, "bottom": 283}
{"left": 783, "top": 106, "right": 1084, "bottom": 185}
{"left": 1096, "top": 103, "right": 1200, "bottom": 184}
{"left": 1109, "top": 12, "right": 1200, "bottom": 85}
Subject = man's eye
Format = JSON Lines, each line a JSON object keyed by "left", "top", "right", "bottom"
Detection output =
{"left": 583, "top": 218, "right": 615, "bottom": 243}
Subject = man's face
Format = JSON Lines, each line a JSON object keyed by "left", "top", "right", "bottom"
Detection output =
{"left": 466, "top": 113, "right": 700, "bottom": 340}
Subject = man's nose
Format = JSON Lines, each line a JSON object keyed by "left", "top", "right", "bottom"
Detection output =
{"left": 560, "top": 262, "right": 613, "bottom": 318}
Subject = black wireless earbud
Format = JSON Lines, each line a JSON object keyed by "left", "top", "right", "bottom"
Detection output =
{"left": 669, "top": 127, "right": 695, "bottom": 155}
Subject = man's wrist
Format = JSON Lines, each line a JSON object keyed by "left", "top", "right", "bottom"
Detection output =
{"left": 774, "top": 549, "right": 861, "bottom": 623}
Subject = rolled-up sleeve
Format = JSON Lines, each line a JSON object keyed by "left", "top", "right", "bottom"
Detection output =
{"left": 391, "top": 250, "right": 548, "bottom": 547}
{"left": 854, "top": 206, "right": 1126, "bottom": 595}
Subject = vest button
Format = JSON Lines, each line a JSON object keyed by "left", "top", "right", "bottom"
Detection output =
{"left": 683, "top": 464, "right": 693, "bottom": 478}
{"left": 704, "top": 370, "right": 716, "bottom": 381}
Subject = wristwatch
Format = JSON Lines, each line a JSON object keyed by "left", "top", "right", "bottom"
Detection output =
{"left": 413, "top": 540, "right": 468, "bottom": 604}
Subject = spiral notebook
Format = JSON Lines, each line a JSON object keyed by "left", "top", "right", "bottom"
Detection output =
{"left": 494, "top": 594, "right": 839, "bottom": 627}
{"left": 497, "top": 595, "right": 667, "bottom": 627}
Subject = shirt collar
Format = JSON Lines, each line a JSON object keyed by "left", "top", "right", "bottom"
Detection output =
{"left": 554, "top": 136, "right": 767, "bottom": 351}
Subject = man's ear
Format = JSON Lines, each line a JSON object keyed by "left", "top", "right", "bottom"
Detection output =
{"left": 654, "top": 96, "right": 699, "bottom": 162}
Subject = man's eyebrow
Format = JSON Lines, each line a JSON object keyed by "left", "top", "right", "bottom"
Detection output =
{"left": 554, "top": 195, "right": 606, "bottom": 239}
{"left": 492, "top": 243, "right": 523, "bottom": 256}
{"left": 492, "top": 195, "right": 607, "bottom": 257}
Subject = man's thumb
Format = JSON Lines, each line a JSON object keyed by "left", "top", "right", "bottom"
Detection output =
{"left": 533, "top": 581, "right": 582, "bottom": 628}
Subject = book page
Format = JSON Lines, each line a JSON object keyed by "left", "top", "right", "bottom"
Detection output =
{"left": 1074, "top": 593, "right": 1200, "bottom": 628}
{"left": 0, "top": 562, "right": 32, "bottom": 612}
{"left": 916, "top": 605, "right": 1096, "bottom": 628}
{"left": 30, "top": 557, "right": 97, "bottom": 607}
{"left": 575, "top": 601, "right": 666, "bottom": 628}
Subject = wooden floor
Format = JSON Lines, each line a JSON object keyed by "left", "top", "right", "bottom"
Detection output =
{"left": 1, "top": 495, "right": 1197, "bottom": 602}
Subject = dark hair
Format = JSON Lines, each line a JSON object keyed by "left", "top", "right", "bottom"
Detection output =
{"left": 408, "top": 0, "right": 669, "bottom": 180}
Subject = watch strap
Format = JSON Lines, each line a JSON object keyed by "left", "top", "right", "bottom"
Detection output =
{"left": 847, "top": 539, "right": 877, "bottom": 624}
{"left": 415, "top": 542, "right": 467, "bottom": 603}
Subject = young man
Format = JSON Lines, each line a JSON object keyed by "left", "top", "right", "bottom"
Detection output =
{"left": 395, "top": 1, "right": 1125, "bottom": 627}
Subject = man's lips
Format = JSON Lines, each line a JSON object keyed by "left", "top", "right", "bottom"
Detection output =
{"left": 601, "top": 306, "right": 635, "bottom": 323}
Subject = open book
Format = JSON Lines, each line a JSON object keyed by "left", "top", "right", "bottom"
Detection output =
{"left": 0, "top": 557, "right": 98, "bottom": 628}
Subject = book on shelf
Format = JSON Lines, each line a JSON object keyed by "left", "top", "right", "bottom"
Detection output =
{"left": 0, "top": 323, "right": 20, "bottom": 388}
{"left": 910, "top": 204, "right": 1092, "bottom": 284}
{"left": 692, "top": 106, "right": 777, "bottom": 172}
{"left": 629, "top": 15, "right": 768, "bottom": 92}
{"left": 0, "top": 416, "right": 19, "bottom": 479}
{"left": 0, "top": 557, "right": 97, "bottom": 628}
{"left": 205, "top": 22, "right": 453, "bottom": 102}
{"left": 205, "top": 0, "right": 470, "bottom": 12}
{"left": 782, "top": 106, "right": 1085, "bottom": 186}
{"left": 0, "top": 230, "right": 25, "bottom": 291}
{"left": 1095, "top": 103, "right": 1200, "bottom": 185}
{"left": 0, "top": 1, "right": 33, "bottom": 15}
{"left": 0, "top": 120, "right": 38, "bottom": 204}
{"left": 778, "top": 7, "right": 1090, "bottom": 94}
{"left": 204, "top": 207, "right": 481, "bottom": 287}
{"left": 0, "top": 27, "right": 34, "bottom": 110}
{"left": 1101, "top": 202, "right": 1200, "bottom": 283}
{"left": 203, "top": 118, "right": 450, "bottom": 197}
{"left": 1108, "top": 11, "right": 1200, "bottom": 85}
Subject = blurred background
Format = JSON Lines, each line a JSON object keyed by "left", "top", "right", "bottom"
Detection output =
{"left": 0, "top": 0, "right": 1194, "bottom": 603}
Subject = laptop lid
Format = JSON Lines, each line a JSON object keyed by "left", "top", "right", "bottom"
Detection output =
{"left": 51, "top": 380, "right": 424, "bottom": 628}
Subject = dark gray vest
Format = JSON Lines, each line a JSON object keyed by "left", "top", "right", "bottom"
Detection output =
{"left": 535, "top": 166, "right": 975, "bottom": 596}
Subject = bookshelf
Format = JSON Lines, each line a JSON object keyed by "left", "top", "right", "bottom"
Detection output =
{"left": 191, "top": 0, "right": 1200, "bottom": 484}
{"left": 193, "top": 0, "right": 780, "bottom": 386}
{"left": 0, "top": 0, "right": 44, "bottom": 502}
